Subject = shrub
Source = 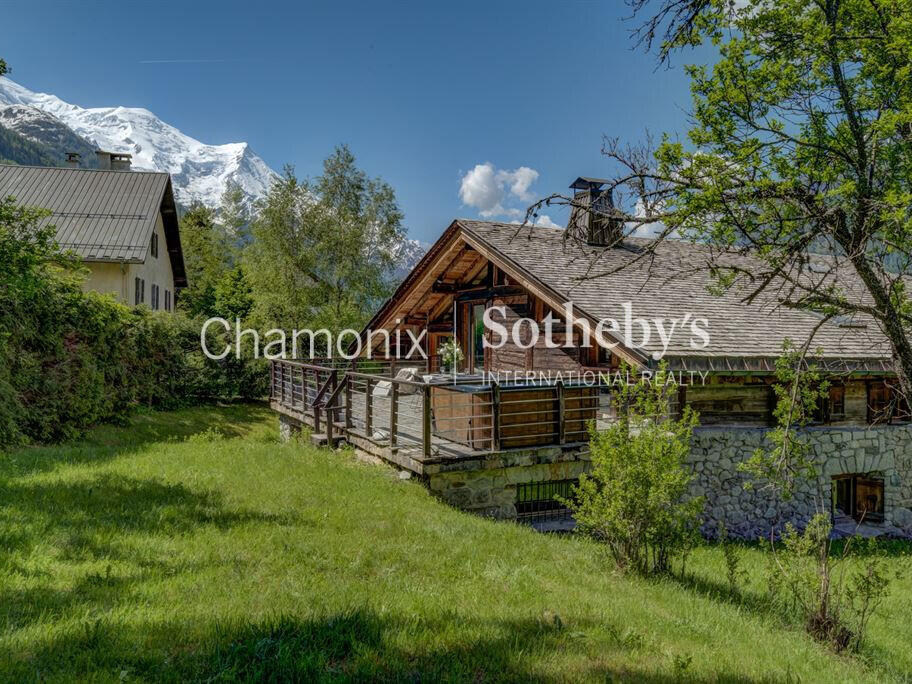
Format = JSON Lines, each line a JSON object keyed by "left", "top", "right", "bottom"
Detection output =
{"left": 566, "top": 366, "right": 703, "bottom": 575}
{"left": 0, "top": 196, "right": 267, "bottom": 446}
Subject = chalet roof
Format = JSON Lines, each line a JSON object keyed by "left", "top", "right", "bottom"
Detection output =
{"left": 457, "top": 220, "right": 892, "bottom": 363}
{"left": 0, "top": 164, "right": 186, "bottom": 286}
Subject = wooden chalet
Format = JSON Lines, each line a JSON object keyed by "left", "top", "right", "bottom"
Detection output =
{"left": 271, "top": 178, "right": 912, "bottom": 535}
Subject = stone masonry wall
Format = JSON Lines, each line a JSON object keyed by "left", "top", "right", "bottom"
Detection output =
{"left": 425, "top": 446, "right": 591, "bottom": 520}
{"left": 690, "top": 425, "right": 912, "bottom": 538}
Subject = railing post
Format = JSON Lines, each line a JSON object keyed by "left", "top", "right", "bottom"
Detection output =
{"left": 491, "top": 381, "right": 501, "bottom": 452}
{"left": 345, "top": 374, "right": 353, "bottom": 430}
{"left": 280, "top": 362, "right": 286, "bottom": 405}
{"left": 326, "top": 370, "right": 338, "bottom": 444}
{"left": 557, "top": 380, "right": 566, "bottom": 445}
{"left": 422, "top": 385, "right": 432, "bottom": 457}
{"left": 390, "top": 382, "right": 399, "bottom": 451}
{"left": 313, "top": 371, "right": 322, "bottom": 433}
{"left": 365, "top": 377, "right": 373, "bottom": 436}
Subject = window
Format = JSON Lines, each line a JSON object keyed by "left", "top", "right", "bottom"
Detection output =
{"left": 151, "top": 284, "right": 159, "bottom": 310}
{"left": 867, "top": 380, "right": 910, "bottom": 424}
{"left": 471, "top": 302, "right": 486, "bottom": 372}
{"left": 134, "top": 277, "right": 146, "bottom": 305}
{"left": 833, "top": 475, "right": 885, "bottom": 523}
{"left": 515, "top": 479, "right": 578, "bottom": 524}
{"left": 814, "top": 384, "right": 846, "bottom": 424}
{"left": 150, "top": 232, "right": 158, "bottom": 258}
{"left": 164, "top": 289, "right": 171, "bottom": 312}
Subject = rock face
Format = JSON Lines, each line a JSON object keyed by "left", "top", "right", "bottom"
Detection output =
{"left": 689, "top": 425, "right": 912, "bottom": 539}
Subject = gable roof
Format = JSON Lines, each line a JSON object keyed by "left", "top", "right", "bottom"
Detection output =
{"left": 367, "top": 218, "right": 895, "bottom": 370}
{"left": 458, "top": 220, "right": 891, "bottom": 365}
{"left": 0, "top": 164, "right": 186, "bottom": 287}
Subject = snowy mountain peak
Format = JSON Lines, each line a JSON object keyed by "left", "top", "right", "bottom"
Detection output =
{"left": 0, "top": 77, "right": 278, "bottom": 209}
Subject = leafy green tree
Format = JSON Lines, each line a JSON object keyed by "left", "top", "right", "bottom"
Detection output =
{"left": 177, "top": 205, "right": 232, "bottom": 318}
{"left": 567, "top": 366, "right": 703, "bottom": 575}
{"left": 214, "top": 264, "right": 253, "bottom": 322}
{"left": 245, "top": 145, "right": 406, "bottom": 335}
{"left": 537, "top": 0, "right": 912, "bottom": 397}
{"left": 218, "top": 180, "right": 251, "bottom": 245}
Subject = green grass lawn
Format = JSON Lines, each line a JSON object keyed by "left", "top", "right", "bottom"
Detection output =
{"left": 1, "top": 403, "right": 910, "bottom": 682}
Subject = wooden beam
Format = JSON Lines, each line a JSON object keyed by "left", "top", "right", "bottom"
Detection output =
{"left": 459, "top": 229, "right": 646, "bottom": 369}
{"left": 431, "top": 280, "right": 460, "bottom": 294}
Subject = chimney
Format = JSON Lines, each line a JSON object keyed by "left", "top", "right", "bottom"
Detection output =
{"left": 566, "top": 177, "right": 622, "bottom": 247}
{"left": 65, "top": 152, "right": 81, "bottom": 168}
{"left": 95, "top": 150, "right": 132, "bottom": 171}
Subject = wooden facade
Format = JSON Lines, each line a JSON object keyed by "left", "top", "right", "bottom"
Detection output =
{"left": 357, "top": 221, "right": 907, "bottom": 430}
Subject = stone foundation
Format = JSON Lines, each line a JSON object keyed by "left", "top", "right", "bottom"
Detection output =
{"left": 276, "top": 407, "right": 912, "bottom": 538}
{"left": 278, "top": 412, "right": 303, "bottom": 442}
{"left": 426, "top": 447, "right": 591, "bottom": 519}
{"left": 690, "top": 425, "right": 912, "bottom": 538}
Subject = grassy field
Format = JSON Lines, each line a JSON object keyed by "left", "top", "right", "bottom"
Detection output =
{"left": 1, "top": 403, "right": 910, "bottom": 682}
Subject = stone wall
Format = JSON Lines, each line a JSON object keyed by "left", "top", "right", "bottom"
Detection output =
{"left": 426, "top": 446, "right": 591, "bottom": 519}
{"left": 689, "top": 425, "right": 912, "bottom": 538}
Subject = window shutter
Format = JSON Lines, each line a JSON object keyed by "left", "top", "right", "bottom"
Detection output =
{"left": 141, "top": 279, "right": 145, "bottom": 304}
{"left": 151, "top": 233, "right": 158, "bottom": 258}
{"left": 135, "top": 277, "right": 141, "bottom": 305}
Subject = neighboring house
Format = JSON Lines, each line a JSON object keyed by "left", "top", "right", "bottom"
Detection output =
{"left": 0, "top": 152, "right": 187, "bottom": 310}
{"left": 271, "top": 177, "right": 912, "bottom": 538}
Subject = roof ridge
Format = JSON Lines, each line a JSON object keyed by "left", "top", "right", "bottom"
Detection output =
{"left": 0, "top": 163, "right": 167, "bottom": 176}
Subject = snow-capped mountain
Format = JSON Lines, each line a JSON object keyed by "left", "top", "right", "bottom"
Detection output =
{"left": 393, "top": 237, "right": 428, "bottom": 278}
{"left": 0, "top": 104, "right": 97, "bottom": 161}
{"left": 0, "top": 77, "right": 278, "bottom": 209}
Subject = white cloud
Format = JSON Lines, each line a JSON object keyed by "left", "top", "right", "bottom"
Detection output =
{"left": 533, "top": 214, "right": 561, "bottom": 229}
{"left": 459, "top": 163, "right": 504, "bottom": 217}
{"left": 497, "top": 166, "right": 538, "bottom": 202}
{"left": 509, "top": 214, "right": 562, "bottom": 229}
{"left": 458, "top": 162, "right": 541, "bottom": 218}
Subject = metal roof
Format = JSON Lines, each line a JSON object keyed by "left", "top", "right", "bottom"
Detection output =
{"left": 0, "top": 164, "right": 186, "bottom": 286}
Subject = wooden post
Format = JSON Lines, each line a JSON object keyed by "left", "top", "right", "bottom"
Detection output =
{"left": 491, "top": 382, "right": 501, "bottom": 452}
{"left": 422, "top": 384, "right": 432, "bottom": 457}
{"left": 313, "top": 371, "right": 322, "bottom": 433}
{"left": 326, "top": 398, "right": 334, "bottom": 444}
{"left": 390, "top": 381, "right": 399, "bottom": 451}
{"left": 557, "top": 380, "right": 566, "bottom": 444}
{"left": 345, "top": 374, "right": 352, "bottom": 430}
{"left": 365, "top": 377, "right": 373, "bottom": 436}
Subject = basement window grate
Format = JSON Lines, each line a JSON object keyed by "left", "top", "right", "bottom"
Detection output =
{"left": 515, "top": 479, "right": 577, "bottom": 524}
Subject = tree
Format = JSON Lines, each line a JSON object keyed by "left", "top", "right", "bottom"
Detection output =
{"left": 566, "top": 366, "right": 703, "bottom": 575}
{"left": 740, "top": 341, "right": 893, "bottom": 652}
{"left": 245, "top": 145, "right": 406, "bottom": 335}
{"left": 0, "top": 57, "right": 8, "bottom": 78}
{"left": 531, "top": 0, "right": 912, "bottom": 399}
{"left": 177, "top": 205, "right": 232, "bottom": 318}
{"left": 218, "top": 180, "right": 251, "bottom": 245}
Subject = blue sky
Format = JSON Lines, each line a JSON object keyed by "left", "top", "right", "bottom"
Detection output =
{"left": 0, "top": 0, "right": 707, "bottom": 242}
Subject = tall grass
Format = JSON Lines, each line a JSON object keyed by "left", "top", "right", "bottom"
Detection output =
{"left": 1, "top": 403, "right": 909, "bottom": 682}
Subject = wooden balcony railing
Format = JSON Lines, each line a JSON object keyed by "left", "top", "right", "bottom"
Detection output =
{"left": 270, "top": 359, "right": 604, "bottom": 457}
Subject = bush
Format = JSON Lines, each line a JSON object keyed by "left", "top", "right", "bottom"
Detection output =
{"left": 0, "top": 196, "right": 267, "bottom": 446}
{"left": 566, "top": 366, "right": 703, "bottom": 575}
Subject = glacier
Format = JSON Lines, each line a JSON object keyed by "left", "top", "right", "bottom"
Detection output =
{"left": 0, "top": 77, "right": 278, "bottom": 209}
